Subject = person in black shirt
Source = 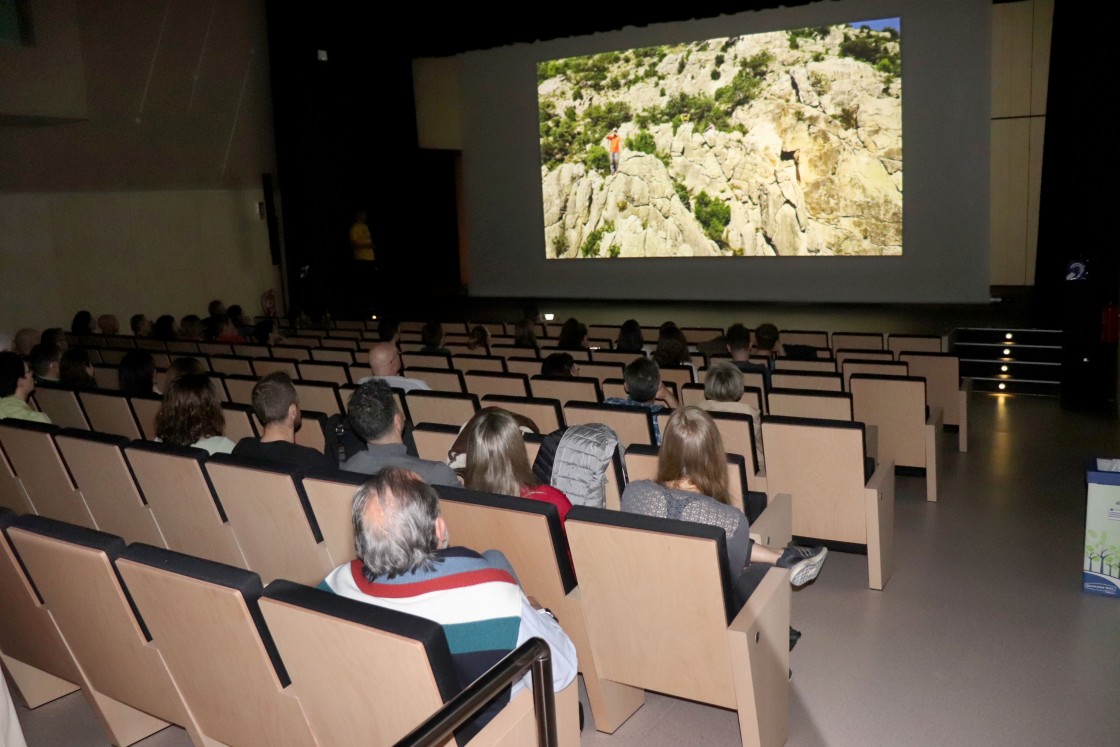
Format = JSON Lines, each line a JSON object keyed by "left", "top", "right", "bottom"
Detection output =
{"left": 232, "top": 372, "right": 332, "bottom": 471}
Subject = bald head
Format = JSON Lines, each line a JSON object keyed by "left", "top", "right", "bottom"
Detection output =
{"left": 368, "top": 342, "right": 401, "bottom": 377}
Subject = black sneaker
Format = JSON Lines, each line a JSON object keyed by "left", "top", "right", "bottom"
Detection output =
{"left": 789, "top": 626, "right": 802, "bottom": 651}
{"left": 776, "top": 545, "right": 827, "bottom": 586}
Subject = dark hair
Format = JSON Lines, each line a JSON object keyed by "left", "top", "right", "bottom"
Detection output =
{"left": 0, "top": 351, "right": 27, "bottom": 396}
{"left": 70, "top": 310, "right": 94, "bottom": 336}
{"left": 130, "top": 314, "right": 148, "bottom": 335}
{"left": 651, "top": 324, "right": 689, "bottom": 367}
{"left": 623, "top": 357, "right": 661, "bottom": 403}
{"left": 252, "top": 372, "right": 299, "bottom": 425}
{"left": 617, "top": 319, "right": 644, "bottom": 353}
{"left": 377, "top": 317, "right": 401, "bottom": 343}
{"left": 152, "top": 315, "right": 177, "bottom": 341}
{"left": 28, "top": 344, "right": 62, "bottom": 377}
{"left": 119, "top": 350, "right": 156, "bottom": 396}
{"left": 59, "top": 348, "right": 96, "bottom": 389}
{"left": 725, "top": 323, "right": 751, "bottom": 352}
{"left": 180, "top": 315, "right": 205, "bottom": 340}
{"left": 208, "top": 300, "right": 225, "bottom": 317}
{"left": 754, "top": 323, "right": 780, "bottom": 350}
{"left": 204, "top": 314, "right": 230, "bottom": 341}
{"left": 227, "top": 305, "right": 245, "bottom": 325}
{"left": 164, "top": 356, "right": 206, "bottom": 393}
{"left": 420, "top": 321, "right": 443, "bottom": 349}
{"left": 156, "top": 374, "right": 226, "bottom": 446}
{"left": 467, "top": 325, "right": 490, "bottom": 351}
{"left": 541, "top": 352, "right": 576, "bottom": 377}
{"left": 557, "top": 318, "right": 588, "bottom": 350}
{"left": 522, "top": 303, "right": 541, "bottom": 322}
{"left": 347, "top": 379, "right": 399, "bottom": 441}
{"left": 513, "top": 319, "right": 537, "bottom": 349}
{"left": 252, "top": 319, "right": 275, "bottom": 345}
{"left": 40, "top": 328, "right": 67, "bottom": 350}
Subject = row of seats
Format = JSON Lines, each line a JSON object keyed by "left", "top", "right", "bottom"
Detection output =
{"left": 0, "top": 418, "right": 793, "bottom": 743}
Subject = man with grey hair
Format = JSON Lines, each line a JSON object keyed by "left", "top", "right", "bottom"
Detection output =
{"left": 342, "top": 379, "right": 457, "bottom": 486}
{"left": 320, "top": 468, "right": 577, "bottom": 739}
{"left": 359, "top": 341, "right": 430, "bottom": 393}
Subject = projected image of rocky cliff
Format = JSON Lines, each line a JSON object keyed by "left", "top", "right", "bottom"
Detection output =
{"left": 538, "top": 20, "right": 901, "bottom": 258}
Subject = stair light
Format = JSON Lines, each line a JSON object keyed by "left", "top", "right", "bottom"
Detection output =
{"left": 1001, "top": 365, "right": 1008, "bottom": 372}
{"left": 1005, "top": 333, "right": 1013, "bottom": 340}
{"left": 998, "top": 383, "right": 1006, "bottom": 390}
{"left": 1003, "top": 348, "right": 1011, "bottom": 355}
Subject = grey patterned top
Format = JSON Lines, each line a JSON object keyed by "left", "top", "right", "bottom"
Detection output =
{"left": 620, "top": 480, "right": 751, "bottom": 573}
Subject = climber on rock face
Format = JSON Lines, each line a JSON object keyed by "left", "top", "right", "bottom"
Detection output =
{"left": 606, "top": 128, "right": 621, "bottom": 174}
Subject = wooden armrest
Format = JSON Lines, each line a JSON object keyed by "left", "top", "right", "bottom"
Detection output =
{"left": 958, "top": 379, "right": 971, "bottom": 452}
{"left": 924, "top": 406, "right": 942, "bottom": 503}
{"left": 864, "top": 424, "right": 879, "bottom": 462}
{"left": 864, "top": 459, "right": 895, "bottom": 591}
{"left": 749, "top": 493, "right": 791, "bottom": 547}
{"left": 727, "top": 567, "right": 790, "bottom": 747}
{"left": 926, "top": 405, "right": 943, "bottom": 429}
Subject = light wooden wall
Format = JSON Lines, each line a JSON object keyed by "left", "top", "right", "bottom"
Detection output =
{"left": 990, "top": 0, "right": 1053, "bottom": 286}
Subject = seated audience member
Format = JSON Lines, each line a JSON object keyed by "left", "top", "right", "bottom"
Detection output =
{"left": 0, "top": 352, "right": 51, "bottom": 424}
{"left": 179, "top": 315, "right": 205, "bottom": 341}
{"left": 466, "top": 325, "right": 490, "bottom": 352}
{"left": 540, "top": 352, "right": 579, "bottom": 378}
{"left": 232, "top": 372, "right": 331, "bottom": 470}
{"left": 130, "top": 314, "right": 152, "bottom": 337}
{"left": 360, "top": 342, "right": 431, "bottom": 393}
{"left": 615, "top": 319, "right": 645, "bottom": 354}
{"left": 320, "top": 468, "right": 577, "bottom": 738}
{"left": 622, "top": 407, "right": 826, "bottom": 594}
{"left": 0, "top": 334, "right": 10, "bottom": 353}
{"left": 697, "top": 361, "right": 765, "bottom": 471}
{"left": 119, "top": 351, "right": 157, "bottom": 396}
{"left": 59, "top": 349, "right": 97, "bottom": 389}
{"left": 651, "top": 322, "right": 691, "bottom": 368}
{"left": 724, "top": 323, "right": 772, "bottom": 386}
{"left": 155, "top": 374, "right": 235, "bottom": 455}
{"left": 603, "top": 356, "right": 679, "bottom": 445}
{"left": 40, "top": 328, "right": 68, "bottom": 352}
{"left": 252, "top": 319, "right": 280, "bottom": 345}
{"left": 207, "top": 300, "right": 226, "bottom": 319}
{"left": 162, "top": 356, "right": 206, "bottom": 395}
{"left": 465, "top": 410, "right": 572, "bottom": 529}
{"left": 751, "top": 323, "right": 784, "bottom": 358}
{"left": 97, "top": 314, "right": 120, "bottom": 336}
{"left": 207, "top": 315, "right": 245, "bottom": 343}
{"left": 28, "top": 344, "right": 62, "bottom": 383}
{"left": 341, "top": 380, "right": 457, "bottom": 485}
{"left": 556, "top": 318, "right": 588, "bottom": 350}
{"left": 151, "top": 315, "right": 178, "bottom": 341}
{"left": 70, "top": 310, "right": 96, "bottom": 336}
{"left": 227, "top": 304, "right": 254, "bottom": 337}
{"left": 376, "top": 316, "right": 401, "bottom": 345}
{"left": 512, "top": 318, "right": 538, "bottom": 350}
{"left": 419, "top": 321, "right": 450, "bottom": 355}
{"left": 13, "top": 329, "right": 39, "bottom": 356}
{"left": 522, "top": 302, "right": 543, "bottom": 325}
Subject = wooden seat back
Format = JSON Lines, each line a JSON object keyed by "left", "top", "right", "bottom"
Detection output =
{"left": 529, "top": 376, "right": 602, "bottom": 404}
{"left": 115, "top": 544, "right": 317, "bottom": 746}
{"left": 842, "top": 360, "right": 908, "bottom": 390}
{"left": 300, "top": 470, "right": 365, "bottom": 567}
{"left": 296, "top": 360, "right": 351, "bottom": 385}
{"left": 404, "top": 390, "right": 479, "bottom": 427}
{"left": 309, "top": 348, "right": 355, "bottom": 365}
{"left": 767, "top": 388, "right": 854, "bottom": 421}
{"left": 403, "top": 367, "right": 466, "bottom": 394}
{"left": 292, "top": 380, "right": 344, "bottom": 416}
{"left": 779, "top": 330, "right": 829, "bottom": 348}
{"left": 578, "top": 361, "right": 625, "bottom": 385}
{"left": 888, "top": 334, "right": 943, "bottom": 356}
{"left": 295, "top": 410, "right": 330, "bottom": 455}
{"left": 451, "top": 354, "right": 507, "bottom": 373}
{"left": 78, "top": 389, "right": 143, "bottom": 439}
{"left": 128, "top": 394, "right": 162, "bottom": 439}
{"left": 849, "top": 374, "right": 929, "bottom": 469}
{"left": 54, "top": 429, "right": 166, "bottom": 546}
{"left": 401, "top": 351, "right": 453, "bottom": 370}
{"left": 464, "top": 371, "right": 530, "bottom": 399}
{"left": 481, "top": 395, "right": 565, "bottom": 432}
{"left": 31, "top": 384, "right": 89, "bottom": 430}
{"left": 900, "top": 352, "right": 964, "bottom": 427}
{"left": 563, "top": 402, "right": 654, "bottom": 447}
{"left": 830, "top": 332, "right": 884, "bottom": 353}
{"left": 221, "top": 402, "right": 259, "bottom": 442}
{"left": 772, "top": 357, "right": 837, "bottom": 373}
{"left": 411, "top": 423, "right": 460, "bottom": 463}
{"left": 566, "top": 506, "right": 790, "bottom": 746}
{"left": 222, "top": 374, "right": 256, "bottom": 405}
{"left": 204, "top": 456, "right": 333, "bottom": 586}
{"left": 208, "top": 355, "right": 253, "bottom": 376}
{"left": 770, "top": 370, "right": 842, "bottom": 392}
{"left": 0, "top": 421, "right": 93, "bottom": 527}
{"left": 123, "top": 441, "right": 246, "bottom": 567}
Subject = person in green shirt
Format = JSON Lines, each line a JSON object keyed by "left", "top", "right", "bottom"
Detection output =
{"left": 0, "top": 352, "right": 51, "bottom": 424}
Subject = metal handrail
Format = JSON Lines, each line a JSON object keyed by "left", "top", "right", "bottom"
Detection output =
{"left": 396, "top": 637, "right": 557, "bottom": 747}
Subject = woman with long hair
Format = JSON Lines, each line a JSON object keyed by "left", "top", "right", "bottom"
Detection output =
{"left": 621, "top": 406, "right": 825, "bottom": 588}
{"left": 464, "top": 409, "right": 571, "bottom": 528}
{"left": 155, "top": 373, "right": 234, "bottom": 454}
{"left": 58, "top": 348, "right": 96, "bottom": 389}
{"left": 615, "top": 319, "right": 644, "bottom": 354}
{"left": 118, "top": 350, "right": 156, "bottom": 396}
{"left": 650, "top": 322, "right": 690, "bottom": 368}
{"left": 556, "top": 318, "right": 588, "bottom": 351}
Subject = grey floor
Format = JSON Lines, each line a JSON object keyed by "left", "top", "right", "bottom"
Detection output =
{"left": 11, "top": 393, "right": 1120, "bottom": 746}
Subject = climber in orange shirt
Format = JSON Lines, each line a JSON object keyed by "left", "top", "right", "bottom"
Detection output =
{"left": 606, "top": 129, "right": 621, "bottom": 174}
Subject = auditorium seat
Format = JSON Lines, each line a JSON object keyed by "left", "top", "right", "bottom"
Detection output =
{"left": 253, "top": 357, "right": 299, "bottom": 378}
{"left": 123, "top": 441, "right": 247, "bottom": 567}
{"left": 297, "top": 360, "right": 351, "bottom": 385}
{"left": 402, "top": 351, "right": 453, "bottom": 370}
{"left": 404, "top": 390, "right": 480, "bottom": 428}
{"left": 295, "top": 410, "right": 330, "bottom": 455}
{"left": 309, "top": 347, "right": 356, "bottom": 365}
{"left": 54, "top": 429, "right": 166, "bottom": 546}
{"left": 761, "top": 415, "right": 895, "bottom": 590}
{"left": 503, "top": 356, "right": 543, "bottom": 378}
{"left": 221, "top": 402, "right": 260, "bottom": 442}
{"left": 578, "top": 361, "right": 625, "bottom": 385}
{"left": 221, "top": 374, "right": 256, "bottom": 405}
{"left": 591, "top": 349, "right": 644, "bottom": 366}
{"left": 115, "top": 544, "right": 318, "bottom": 746}
{"left": 204, "top": 455, "right": 334, "bottom": 585}
{"left": 0, "top": 420, "right": 94, "bottom": 527}
{"left": 563, "top": 401, "right": 655, "bottom": 447}
{"left": 411, "top": 422, "right": 460, "bottom": 463}
{"left": 481, "top": 394, "right": 565, "bottom": 433}
{"left": 435, "top": 484, "right": 638, "bottom": 735}
{"left": 452, "top": 354, "right": 508, "bottom": 373}
{"left": 830, "top": 332, "right": 885, "bottom": 353}
{"left": 767, "top": 388, "right": 854, "bottom": 421}
{"left": 8, "top": 516, "right": 206, "bottom": 745}
{"left": 464, "top": 370, "right": 531, "bottom": 399}
{"left": 301, "top": 469, "right": 364, "bottom": 567}
{"left": 0, "top": 437, "right": 33, "bottom": 514}
{"left": 835, "top": 349, "right": 896, "bottom": 370}
{"left": 78, "top": 389, "right": 144, "bottom": 439}
{"left": 900, "top": 352, "right": 969, "bottom": 451}
{"left": 778, "top": 330, "right": 829, "bottom": 348}
{"left": 271, "top": 345, "right": 314, "bottom": 360}
{"left": 208, "top": 354, "right": 254, "bottom": 376}
{"left": 31, "top": 384, "right": 90, "bottom": 430}
{"left": 850, "top": 374, "right": 941, "bottom": 502}
{"left": 566, "top": 506, "right": 791, "bottom": 747}
{"left": 842, "top": 359, "right": 908, "bottom": 390}
{"left": 292, "top": 380, "right": 345, "bottom": 416}
{"left": 127, "top": 394, "right": 161, "bottom": 440}
{"left": 770, "top": 370, "right": 843, "bottom": 392}
{"left": 888, "top": 334, "right": 943, "bottom": 356}
{"left": 529, "top": 375, "right": 602, "bottom": 404}
{"left": 404, "top": 366, "right": 467, "bottom": 393}
{"left": 772, "top": 357, "right": 838, "bottom": 373}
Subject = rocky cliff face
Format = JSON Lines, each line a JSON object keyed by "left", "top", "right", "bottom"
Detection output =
{"left": 539, "top": 25, "right": 902, "bottom": 258}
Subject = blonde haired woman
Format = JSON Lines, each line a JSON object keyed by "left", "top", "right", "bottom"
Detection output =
{"left": 621, "top": 407, "right": 825, "bottom": 587}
